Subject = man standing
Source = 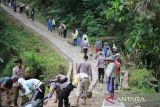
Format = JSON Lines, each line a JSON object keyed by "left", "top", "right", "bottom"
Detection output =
{"left": 13, "top": 0, "right": 16, "bottom": 12}
{"left": 12, "top": 58, "right": 25, "bottom": 106}
{"left": 72, "top": 28, "right": 78, "bottom": 46}
{"left": 59, "top": 23, "right": 67, "bottom": 38}
{"left": 0, "top": 76, "right": 18, "bottom": 106}
{"left": 52, "top": 18, "right": 56, "bottom": 30}
{"left": 63, "top": 25, "right": 67, "bottom": 38}
{"left": 105, "top": 55, "right": 116, "bottom": 103}
{"left": 31, "top": 8, "right": 35, "bottom": 21}
{"left": 103, "top": 42, "right": 110, "bottom": 58}
{"left": 48, "top": 17, "right": 53, "bottom": 32}
{"left": 97, "top": 52, "right": 105, "bottom": 83}
{"left": 76, "top": 55, "right": 92, "bottom": 106}
{"left": 95, "top": 39, "right": 102, "bottom": 53}
{"left": 25, "top": 5, "right": 30, "bottom": 17}
{"left": 81, "top": 38, "right": 89, "bottom": 56}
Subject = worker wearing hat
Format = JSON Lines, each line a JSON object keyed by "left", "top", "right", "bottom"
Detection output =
{"left": 112, "top": 44, "right": 118, "bottom": 55}
{"left": 105, "top": 55, "right": 116, "bottom": 103}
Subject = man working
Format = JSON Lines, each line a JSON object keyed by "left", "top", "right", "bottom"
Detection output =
{"left": 0, "top": 76, "right": 18, "bottom": 106}
{"left": 75, "top": 72, "right": 91, "bottom": 106}
{"left": 45, "top": 74, "right": 74, "bottom": 107}
{"left": 76, "top": 55, "right": 92, "bottom": 106}
{"left": 18, "top": 78, "right": 45, "bottom": 102}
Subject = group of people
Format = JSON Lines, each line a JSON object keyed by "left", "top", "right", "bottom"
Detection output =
{"left": 71, "top": 28, "right": 89, "bottom": 57}
{"left": 1, "top": 0, "right": 16, "bottom": 12}
{"left": 95, "top": 40, "right": 125, "bottom": 103}
{"left": 43, "top": 55, "right": 92, "bottom": 107}
{"left": 47, "top": 17, "right": 56, "bottom": 32}
{"left": 0, "top": 56, "right": 93, "bottom": 107}
{"left": 0, "top": 1, "right": 130, "bottom": 106}
{"left": 0, "top": 59, "right": 45, "bottom": 107}
{"left": 1, "top": 0, "right": 35, "bottom": 21}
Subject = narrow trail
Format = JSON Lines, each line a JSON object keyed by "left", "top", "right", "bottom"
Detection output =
{"left": 1, "top": 4, "right": 124, "bottom": 107}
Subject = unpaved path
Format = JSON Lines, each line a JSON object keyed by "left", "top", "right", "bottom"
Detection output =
{"left": 1, "top": 4, "right": 124, "bottom": 107}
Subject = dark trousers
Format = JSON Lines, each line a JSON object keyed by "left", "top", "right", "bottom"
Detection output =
{"left": 63, "top": 29, "right": 67, "bottom": 38}
{"left": 73, "top": 38, "right": 77, "bottom": 46}
{"left": 83, "top": 48, "right": 88, "bottom": 56}
{"left": 31, "top": 14, "right": 34, "bottom": 21}
{"left": 31, "top": 84, "right": 45, "bottom": 101}
{"left": 14, "top": 86, "right": 20, "bottom": 106}
{"left": 98, "top": 68, "right": 104, "bottom": 82}
{"left": 58, "top": 83, "right": 73, "bottom": 107}
{"left": 52, "top": 25, "right": 55, "bottom": 30}
{"left": 13, "top": 5, "right": 16, "bottom": 12}
{"left": 107, "top": 77, "right": 115, "bottom": 93}
{"left": 58, "top": 97, "right": 69, "bottom": 107}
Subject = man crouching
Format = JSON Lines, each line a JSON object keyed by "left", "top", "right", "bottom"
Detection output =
{"left": 45, "top": 74, "right": 75, "bottom": 107}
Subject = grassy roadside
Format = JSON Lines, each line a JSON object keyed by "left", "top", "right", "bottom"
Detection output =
{"left": 0, "top": 8, "right": 68, "bottom": 81}
{"left": 5, "top": 1, "right": 157, "bottom": 93}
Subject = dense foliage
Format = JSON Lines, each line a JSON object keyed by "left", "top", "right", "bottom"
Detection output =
{"left": 19, "top": 0, "right": 160, "bottom": 80}
{"left": 0, "top": 12, "right": 68, "bottom": 80}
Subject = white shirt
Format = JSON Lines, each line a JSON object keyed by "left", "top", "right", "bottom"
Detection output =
{"left": 13, "top": 66, "right": 24, "bottom": 78}
{"left": 18, "top": 78, "right": 42, "bottom": 95}
{"left": 78, "top": 73, "right": 89, "bottom": 79}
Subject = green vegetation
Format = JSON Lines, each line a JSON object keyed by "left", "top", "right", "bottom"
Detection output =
{"left": 128, "top": 68, "right": 157, "bottom": 93}
{"left": 1, "top": 0, "right": 160, "bottom": 93}
{"left": 15, "top": 0, "right": 160, "bottom": 92}
{"left": 18, "top": 0, "right": 160, "bottom": 79}
{"left": 0, "top": 11, "right": 68, "bottom": 80}
{"left": 129, "top": 68, "right": 150, "bottom": 88}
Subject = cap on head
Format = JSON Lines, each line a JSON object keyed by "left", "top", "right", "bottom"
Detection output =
{"left": 104, "top": 42, "right": 108, "bottom": 45}
{"left": 112, "top": 44, "right": 117, "bottom": 51}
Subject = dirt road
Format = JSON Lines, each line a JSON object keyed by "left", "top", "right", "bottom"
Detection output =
{"left": 1, "top": 4, "right": 124, "bottom": 107}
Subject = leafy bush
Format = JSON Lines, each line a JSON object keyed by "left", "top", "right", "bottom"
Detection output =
{"left": 81, "top": 11, "right": 105, "bottom": 37}
{"left": 0, "top": 13, "right": 68, "bottom": 80}
{"left": 129, "top": 68, "right": 151, "bottom": 88}
{"left": 21, "top": 52, "right": 45, "bottom": 79}
{"left": 3, "top": 58, "right": 17, "bottom": 76}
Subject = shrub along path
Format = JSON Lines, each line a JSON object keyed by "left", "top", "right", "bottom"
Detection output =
{"left": 0, "top": 4, "right": 126, "bottom": 107}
